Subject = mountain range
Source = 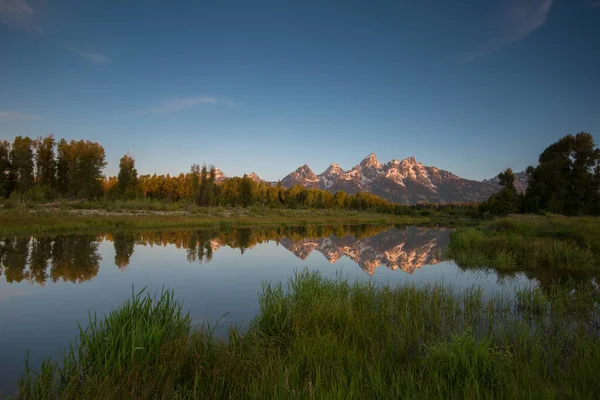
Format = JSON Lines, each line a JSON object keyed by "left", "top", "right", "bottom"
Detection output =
{"left": 201, "top": 227, "right": 450, "bottom": 275}
{"left": 278, "top": 227, "right": 450, "bottom": 275}
{"left": 280, "top": 154, "right": 502, "bottom": 204}
{"left": 213, "top": 154, "right": 528, "bottom": 204}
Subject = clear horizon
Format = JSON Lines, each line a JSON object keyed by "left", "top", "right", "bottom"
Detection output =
{"left": 1, "top": 0, "right": 599, "bottom": 181}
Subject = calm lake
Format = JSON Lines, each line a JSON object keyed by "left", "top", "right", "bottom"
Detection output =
{"left": 0, "top": 224, "right": 543, "bottom": 395}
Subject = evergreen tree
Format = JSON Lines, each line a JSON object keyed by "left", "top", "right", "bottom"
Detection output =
{"left": 198, "top": 163, "right": 208, "bottom": 206}
{"left": 277, "top": 181, "right": 285, "bottom": 204}
{"left": 497, "top": 168, "right": 515, "bottom": 189}
{"left": 117, "top": 153, "right": 138, "bottom": 198}
{"left": 207, "top": 166, "right": 217, "bottom": 206}
{"left": 190, "top": 164, "right": 201, "bottom": 204}
{"left": 9, "top": 136, "right": 35, "bottom": 194}
{"left": 483, "top": 168, "right": 521, "bottom": 216}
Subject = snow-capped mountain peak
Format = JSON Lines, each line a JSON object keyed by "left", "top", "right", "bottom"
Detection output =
{"left": 400, "top": 156, "right": 418, "bottom": 166}
{"left": 280, "top": 153, "right": 501, "bottom": 204}
{"left": 325, "top": 162, "right": 343, "bottom": 173}
{"left": 281, "top": 163, "right": 320, "bottom": 187}
{"left": 360, "top": 153, "right": 382, "bottom": 168}
{"left": 296, "top": 164, "right": 313, "bottom": 174}
{"left": 318, "top": 163, "right": 345, "bottom": 189}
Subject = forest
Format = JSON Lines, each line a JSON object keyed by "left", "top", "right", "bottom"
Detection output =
{"left": 1, "top": 132, "right": 599, "bottom": 217}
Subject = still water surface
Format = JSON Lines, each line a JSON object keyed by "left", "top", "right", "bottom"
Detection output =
{"left": 1, "top": 225, "right": 537, "bottom": 394}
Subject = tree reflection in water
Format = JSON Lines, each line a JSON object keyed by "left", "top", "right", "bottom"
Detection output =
{"left": 3, "top": 225, "right": 594, "bottom": 290}
{"left": 0, "top": 236, "right": 101, "bottom": 284}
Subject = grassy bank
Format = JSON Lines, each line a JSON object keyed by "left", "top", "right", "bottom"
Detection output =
{"left": 446, "top": 215, "right": 600, "bottom": 272}
{"left": 17, "top": 270, "right": 600, "bottom": 399}
{"left": 0, "top": 208, "right": 434, "bottom": 236}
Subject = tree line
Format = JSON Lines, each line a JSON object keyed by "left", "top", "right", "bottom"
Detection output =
{"left": 0, "top": 225, "right": 389, "bottom": 284}
{"left": 0, "top": 134, "right": 479, "bottom": 215}
{"left": 482, "top": 132, "right": 600, "bottom": 216}
{"left": 3, "top": 131, "right": 597, "bottom": 216}
{"left": 1, "top": 135, "right": 106, "bottom": 200}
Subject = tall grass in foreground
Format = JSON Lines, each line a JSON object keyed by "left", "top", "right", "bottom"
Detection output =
{"left": 18, "top": 270, "right": 600, "bottom": 399}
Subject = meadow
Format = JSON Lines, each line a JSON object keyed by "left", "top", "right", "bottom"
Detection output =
{"left": 0, "top": 206, "right": 430, "bottom": 236}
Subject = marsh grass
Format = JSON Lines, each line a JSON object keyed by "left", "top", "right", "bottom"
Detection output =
{"left": 0, "top": 208, "right": 429, "bottom": 236}
{"left": 446, "top": 216, "right": 600, "bottom": 272}
{"left": 16, "top": 270, "right": 600, "bottom": 399}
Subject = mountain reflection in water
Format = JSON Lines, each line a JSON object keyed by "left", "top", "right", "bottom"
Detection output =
{"left": 0, "top": 225, "right": 450, "bottom": 285}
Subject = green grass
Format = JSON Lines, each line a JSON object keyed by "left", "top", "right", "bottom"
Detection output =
{"left": 0, "top": 208, "right": 431, "bottom": 236}
{"left": 446, "top": 215, "right": 600, "bottom": 272}
{"left": 16, "top": 270, "right": 600, "bottom": 399}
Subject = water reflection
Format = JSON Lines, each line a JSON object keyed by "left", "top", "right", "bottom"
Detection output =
{"left": 0, "top": 225, "right": 451, "bottom": 284}
{"left": 0, "top": 236, "right": 101, "bottom": 284}
{"left": 278, "top": 227, "right": 449, "bottom": 274}
{"left": 2, "top": 225, "right": 597, "bottom": 289}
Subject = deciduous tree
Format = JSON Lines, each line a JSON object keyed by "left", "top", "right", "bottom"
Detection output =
{"left": 9, "top": 136, "right": 35, "bottom": 194}
{"left": 524, "top": 132, "right": 599, "bottom": 215}
{"left": 34, "top": 135, "right": 56, "bottom": 188}
{"left": 117, "top": 153, "right": 138, "bottom": 198}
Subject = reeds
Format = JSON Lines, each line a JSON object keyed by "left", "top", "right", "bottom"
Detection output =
{"left": 16, "top": 269, "right": 600, "bottom": 399}
{"left": 446, "top": 216, "right": 600, "bottom": 271}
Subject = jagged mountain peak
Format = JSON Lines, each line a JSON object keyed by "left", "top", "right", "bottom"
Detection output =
{"left": 324, "top": 162, "right": 343, "bottom": 173}
{"left": 296, "top": 164, "right": 313, "bottom": 173}
{"left": 360, "top": 153, "right": 381, "bottom": 167}
{"left": 400, "top": 156, "right": 418, "bottom": 166}
{"left": 280, "top": 153, "right": 501, "bottom": 204}
{"left": 319, "top": 162, "right": 345, "bottom": 189}
{"left": 281, "top": 163, "right": 320, "bottom": 187}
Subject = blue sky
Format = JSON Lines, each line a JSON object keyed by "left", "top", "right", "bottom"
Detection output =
{"left": 1, "top": 0, "right": 599, "bottom": 181}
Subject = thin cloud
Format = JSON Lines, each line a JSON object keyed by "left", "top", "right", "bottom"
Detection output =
{"left": 70, "top": 48, "right": 111, "bottom": 64}
{"left": 0, "top": 0, "right": 44, "bottom": 34}
{"left": 138, "top": 97, "right": 224, "bottom": 114}
{"left": 586, "top": 1, "right": 600, "bottom": 7}
{"left": 0, "top": 110, "right": 43, "bottom": 120}
{"left": 465, "top": 0, "right": 553, "bottom": 61}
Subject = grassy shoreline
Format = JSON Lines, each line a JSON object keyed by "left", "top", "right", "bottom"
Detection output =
{"left": 17, "top": 270, "right": 600, "bottom": 399}
{"left": 0, "top": 208, "right": 440, "bottom": 236}
{"left": 446, "top": 215, "right": 600, "bottom": 271}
